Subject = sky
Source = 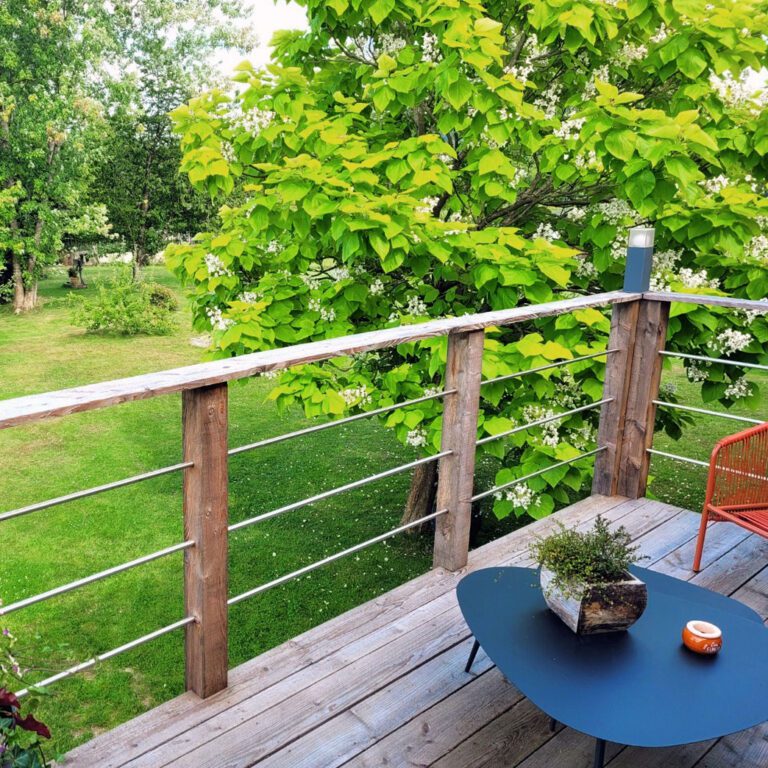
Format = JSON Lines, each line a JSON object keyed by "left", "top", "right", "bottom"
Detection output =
{"left": 214, "top": 0, "right": 308, "bottom": 75}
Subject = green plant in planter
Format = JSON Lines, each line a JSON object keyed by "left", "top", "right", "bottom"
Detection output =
{"left": 531, "top": 515, "right": 645, "bottom": 601}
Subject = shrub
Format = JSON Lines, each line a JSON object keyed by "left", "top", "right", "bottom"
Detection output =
{"left": 71, "top": 271, "right": 177, "bottom": 336}
{"left": 530, "top": 515, "right": 645, "bottom": 599}
{"left": 144, "top": 282, "right": 178, "bottom": 312}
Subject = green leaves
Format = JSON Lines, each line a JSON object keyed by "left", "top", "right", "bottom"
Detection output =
{"left": 604, "top": 130, "right": 636, "bottom": 161}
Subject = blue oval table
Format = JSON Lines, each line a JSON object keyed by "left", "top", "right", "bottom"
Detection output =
{"left": 457, "top": 566, "right": 768, "bottom": 768}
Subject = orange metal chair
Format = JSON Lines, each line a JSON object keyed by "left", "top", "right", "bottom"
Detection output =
{"left": 693, "top": 422, "right": 768, "bottom": 572}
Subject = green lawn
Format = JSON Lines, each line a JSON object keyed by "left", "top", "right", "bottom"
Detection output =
{"left": 0, "top": 267, "right": 764, "bottom": 756}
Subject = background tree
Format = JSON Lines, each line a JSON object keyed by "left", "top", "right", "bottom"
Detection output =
{"left": 0, "top": 0, "right": 113, "bottom": 312}
{"left": 168, "top": 0, "right": 768, "bottom": 526}
{"left": 92, "top": 0, "right": 254, "bottom": 276}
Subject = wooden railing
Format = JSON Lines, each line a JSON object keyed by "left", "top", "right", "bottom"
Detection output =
{"left": 2, "top": 226, "right": 766, "bottom": 701}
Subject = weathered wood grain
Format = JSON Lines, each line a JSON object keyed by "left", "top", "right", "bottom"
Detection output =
{"left": 1, "top": 291, "right": 637, "bottom": 429}
{"left": 616, "top": 300, "right": 670, "bottom": 498}
{"left": 593, "top": 300, "right": 640, "bottom": 496}
{"left": 182, "top": 384, "right": 229, "bottom": 698}
{"left": 644, "top": 291, "right": 768, "bottom": 312}
{"left": 434, "top": 330, "right": 485, "bottom": 571}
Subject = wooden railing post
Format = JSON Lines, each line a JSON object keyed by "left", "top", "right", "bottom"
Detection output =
{"left": 433, "top": 330, "right": 485, "bottom": 571}
{"left": 593, "top": 227, "right": 669, "bottom": 499}
{"left": 182, "top": 383, "right": 229, "bottom": 698}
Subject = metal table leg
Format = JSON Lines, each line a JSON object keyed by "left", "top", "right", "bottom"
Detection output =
{"left": 465, "top": 638, "right": 480, "bottom": 673}
{"left": 593, "top": 738, "right": 606, "bottom": 768}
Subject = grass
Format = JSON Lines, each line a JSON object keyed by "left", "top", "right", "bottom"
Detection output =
{"left": 1, "top": 266, "right": 764, "bottom": 756}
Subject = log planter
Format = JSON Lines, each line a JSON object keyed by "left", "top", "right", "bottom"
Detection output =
{"left": 540, "top": 567, "right": 648, "bottom": 635}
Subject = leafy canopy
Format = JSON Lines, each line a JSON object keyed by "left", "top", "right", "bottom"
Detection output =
{"left": 168, "top": 0, "right": 768, "bottom": 521}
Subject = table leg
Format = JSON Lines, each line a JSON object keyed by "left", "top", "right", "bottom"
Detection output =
{"left": 465, "top": 638, "right": 480, "bottom": 673}
{"left": 593, "top": 738, "right": 606, "bottom": 768}
{"left": 549, "top": 716, "right": 558, "bottom": 732}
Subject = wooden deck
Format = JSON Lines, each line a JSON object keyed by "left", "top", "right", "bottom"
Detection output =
{"left": 61, "top": 495, "right": 768, "bottom": 768}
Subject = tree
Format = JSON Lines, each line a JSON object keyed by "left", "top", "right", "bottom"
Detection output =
{"left": 0, "top": 0, "right": 115, "bottom": 311}
{"left": 92, "top": 0, "right": 253, "bottom": 276}
{"left": 168, "top": 0, "right": 768, "bottom": 526}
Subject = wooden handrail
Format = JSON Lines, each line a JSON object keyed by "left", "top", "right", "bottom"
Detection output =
{"left": 644, "top": 291, "right": 768, "bottom": 312}
{"left": 0, "top": 290, "right": 638, "bottom": 430}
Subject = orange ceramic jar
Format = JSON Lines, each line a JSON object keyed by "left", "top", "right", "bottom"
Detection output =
{"left": 682, "top": 620, "right": 722, "bottom": 655}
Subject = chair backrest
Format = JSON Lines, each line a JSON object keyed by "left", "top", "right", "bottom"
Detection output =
{"left": 707, "top": 422, "right": 768, "bottom": 509}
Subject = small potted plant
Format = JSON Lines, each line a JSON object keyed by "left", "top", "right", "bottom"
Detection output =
{"left": 530, "top": 515, "right": 648, "bottom": 635}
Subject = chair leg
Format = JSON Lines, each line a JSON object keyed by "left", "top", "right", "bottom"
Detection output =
{"left": 692, "top": 507, "right": 710, "bottom": 573}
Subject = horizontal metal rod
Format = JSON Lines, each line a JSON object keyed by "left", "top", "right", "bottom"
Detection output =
{"left": 0, "top": 461, "right": 193, "bottom": 525}
{"left": 481, "top": 350, "right": 618, "bottom": 387}
{"left": 229, "top": 389, "right": 455, "bottom": 456}
{"left": 228, "top": 508, "right": 448, "bottom": 606}
{"left": 0, "top": 541, "right": 195, "bottom": 617}
{"left": 471, "top": 447, "right": 606, "bottom": 503}
{"left": 15, "top": 616, "right": 195, "bottom": 698}
{"left": 653, "top": 400, "right": 763, "bottom": 426}
{"left": 646, "top": 448, "right": 709, "bottom": 468}
{"left": 477, "top": 399, "right": 611, "bottom": 446}
{"left": 649, "top": 449, "right": 768, "bottom": 483}
{"left": 659, "top": 350, "right": 768, "bottom": 373}
{"left": 229, "top": 452, "right": 450, "bottom": 533}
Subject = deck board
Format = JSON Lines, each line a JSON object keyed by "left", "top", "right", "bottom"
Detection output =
{"left": 61, "top": 496, "right": 768, "bottom": 768}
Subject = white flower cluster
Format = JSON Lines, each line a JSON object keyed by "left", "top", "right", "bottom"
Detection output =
{"left": 714, "top": 328, "right": 752, "bottom": 356}
{"left": 309, "top": 298, "right": 336, "bottom": 322}
{"left": 582, "top": 65, "right": 610, "bottom": 100}
{"left": 261, "top": 369, "right": 280, "bottom": 380}
{"left": 300, "top": 273, "right": 322, "bottom": 290}
{"left": 611, "top": 233, "right": 628, "bottom": 261}
{"left": 238, "top": 291, "right": 261, "bottom": 303}
{"left": 566, "top": 207, "right": 587, "bottom": 222}
{"left": 423, "top": 386, "right": 441, "bottom": 398}
{"left": 406, "top": 295, "right": 428, "bottom": 316}
{"left": 597, "top": 199, "right": 636, "bottom": 225}
{"left": 504, "top": 34, "right": 545, "bottom": 84}
{"left": 740, "top": 298, "right": 768, "bottom": 325}
{"left": 204, "top": 253, "right": 232, "bottom": 278}
{"left": 553, "top": 116, "right": 585, "bottom": 141}
{"left": 340, "top": 385, "right": 372, "bottom": 406}
{"left": 677, "top": 267, "right": 719, "bottom": 290}
{"left": 617, "top": 42, "right": 648, "bottom": 65}
{"left": 221, "top": 141, "right": 236, "bottom": 164}
{"left": 329, "top": 266, "right": 350, "bottom": 282}
{"left": 533, "top": 82, "right": 562, "bottom": 120}
{"left": 710, "top": 70, "right": 768, "bottom": 113}
{"left": 378, "top": 33, "right": 406, "bottom": 56}
{"left": 494, "top": 483, "right": 537, "bottom": 510}
{"left": 724, "top": 377, "right": 750, "bottom": 400}
{"left": 422, "top": 32, "right": 439, "bottom": 63}
{"left": 553, "top": 370, "right": 582, "bottom": 410}
{"left": 745, "top": 234, "right": 768, "bottom": 263}
{"left": 574, "top": 150, "right": 600, "bottom": 171}
{"left": 417, "top": 196, "right": 440, "bottom": 215}
{"left": 406, "top": 428, "right": 427, "bottom": 448}
{"left": 700, "top": 175, "right": 729, "bottom": 195}
{"left": 533, "top": 221, "right": 560, "bottom": 242}
{"left": 570, "top": 423, "right": 596, "bottom": 452}
{"left": 686, "top": 361, "right": 709, "bottom": 382}
{"left": 650, "top": 24, "right": 669, "bottom": 44}
{"left": 206, "top": 306, "right": 234, "bottom": 331}
{"left": 575, "top": 253, "right": 598, "bottom": 279}
{"left": 522, "top": 404, "right": 560, "bottom": 448}
{"left": 369, "top": 278, "right": 385, "bottom": 295}
{"left": 228, "top": 104, "right": 274, "bottom": 136}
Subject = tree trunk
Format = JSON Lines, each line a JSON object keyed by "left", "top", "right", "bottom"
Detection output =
{"left": 400, "top": 461, "right": 438, "bottom": 532}
{"left": 10, "top": 218, "right": 38, "bottom": 313}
